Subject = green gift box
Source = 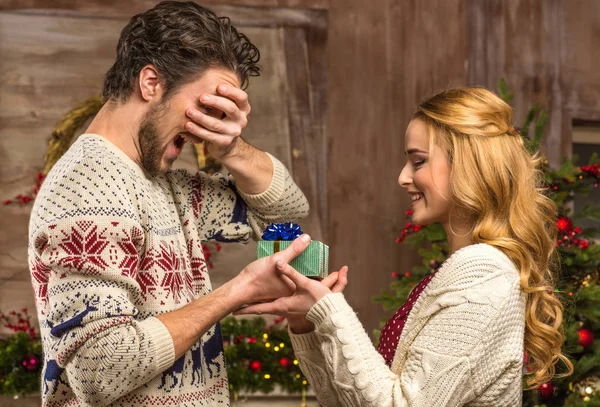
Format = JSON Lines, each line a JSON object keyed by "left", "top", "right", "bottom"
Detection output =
{"left": 257, "top": 240, "right": 329, "bottom": 279}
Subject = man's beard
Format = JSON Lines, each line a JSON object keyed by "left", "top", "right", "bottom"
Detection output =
{"left": 138, "top": 102, "right": 173, "bottom": 177}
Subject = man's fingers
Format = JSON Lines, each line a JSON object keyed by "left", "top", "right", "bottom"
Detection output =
{"left": 184, "top": 122, "right": 234, "bottom": 145}
{"left": 331, "top": 266, "right": 349, "bottom": 293}
{"left": 198, "top": 94, "right": 243, "bottom": 121}
{"left": 274, "top": 260, "right": 309, "bottom": 288}
{"left": 187, "top": 109, "right": 241, "bottom": 136}
{"left": 217, "top": 85, "right": 251, "bottom": 114}
{"left": 274, "top": 234, "right": 311, "bottom": 264}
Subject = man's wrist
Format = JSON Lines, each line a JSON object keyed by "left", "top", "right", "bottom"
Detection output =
{"left": 224, "top": 272, "right": 254, "bottom": 309}
{"left": 221, "top": 144, "right": 273, "bottom": 195}
{"left": 217, "top": 137, "right": 248, "bottom": 164}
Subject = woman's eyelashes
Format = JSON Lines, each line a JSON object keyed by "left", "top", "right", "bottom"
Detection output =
{"left": 413, "top": 159, "right": 426, "bottom": 169}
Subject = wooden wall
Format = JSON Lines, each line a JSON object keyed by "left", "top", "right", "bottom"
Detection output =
{"left": 1, "top": 0, "right": 599, "bottom": 348}
{"left": 327, "top": 0, "right": 469, "bottom": 335}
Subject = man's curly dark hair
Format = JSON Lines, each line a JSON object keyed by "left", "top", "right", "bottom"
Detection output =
{"left": 102, "top": 1, "right": 260, "bottom": 103}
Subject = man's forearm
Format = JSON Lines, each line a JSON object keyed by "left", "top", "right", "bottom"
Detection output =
{"left": 220, "top": 139, "right": 273, "bottom": 195}
{"left": 156, "top": 276, "right": 246, "bottom": 359}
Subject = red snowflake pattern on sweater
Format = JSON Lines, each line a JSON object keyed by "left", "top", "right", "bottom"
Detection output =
{"left": 117, "top": 226, "right": 143, "bottom": 278}
{"left": 57, "top": 221, "right": 111, "bottom": 274}
{"left": 30, "top": 258, "right": 51, "bottom": 305}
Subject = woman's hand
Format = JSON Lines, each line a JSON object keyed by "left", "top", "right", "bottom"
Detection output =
{"left": 285, "top": 267, "right": 349, "bottom": 333}
{"left": 234, "top": 261, "right": 349, "bottom": 329}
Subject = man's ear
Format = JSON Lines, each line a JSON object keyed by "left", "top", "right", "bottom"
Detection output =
{"left": 138, "top": 65, "right": 162, "bottom": 102}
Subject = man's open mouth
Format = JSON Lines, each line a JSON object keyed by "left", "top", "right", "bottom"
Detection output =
{"left": 174, "top": 134, "right": 186, "bottom": 149}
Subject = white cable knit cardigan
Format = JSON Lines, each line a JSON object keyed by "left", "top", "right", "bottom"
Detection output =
{"left": 290, "top": 243, "right": 527, "bottom": 407}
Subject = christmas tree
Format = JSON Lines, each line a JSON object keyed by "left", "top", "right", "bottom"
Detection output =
{"left": 220, "top": 317, "right": 309, "bottom": 406}
{"left": 0, "top": 309, "right": 42, "bottom": 396}
{"left": 374, "top": 80, "right": 600, "bottom": 406}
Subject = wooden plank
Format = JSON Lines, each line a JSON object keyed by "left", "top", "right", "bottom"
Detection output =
{"left": 282, "top": 27, "right": 324, "bottom": 241}
{"left": 560, "top": 0, "right": 600, "bottom": 160}
{"left": 466, "top": 0, "right": 488, "bottom": 86}
{"left": 466, "top": 0, "right": 568, "bottom": 167}
{"left": 1, "top": 0, "right": 330, "bottom": 10}
{"left": 2, "top": 1, "right": 328, "bottom": 29}
{"left": 305, "top": 22, "right": 328, "bottom": 241}
{"left": 327, "top": 0, "right": 468, "bottom": 337}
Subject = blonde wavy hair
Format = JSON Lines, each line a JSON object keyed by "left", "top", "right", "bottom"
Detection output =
{"left": 413, "top": 87, "right": 573, "bottom": 389}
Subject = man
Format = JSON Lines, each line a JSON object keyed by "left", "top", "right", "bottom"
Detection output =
{"left": 28, "top": 1, "right": 310, "bottom": 405}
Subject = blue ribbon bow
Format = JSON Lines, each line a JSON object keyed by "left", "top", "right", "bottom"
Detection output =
{"left": 262, "top": 222, "right": 303, "bottom": 241}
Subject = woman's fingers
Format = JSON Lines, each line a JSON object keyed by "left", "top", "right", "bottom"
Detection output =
{"left": 331, "top": 266, "right": 349, "bottom": 293}
{"left": 321, "top": 271, "right": 339, "bottom": 289}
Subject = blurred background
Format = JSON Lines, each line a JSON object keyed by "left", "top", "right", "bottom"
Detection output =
{"left": 0, "top": 0, "right": 599, "bottom": 405}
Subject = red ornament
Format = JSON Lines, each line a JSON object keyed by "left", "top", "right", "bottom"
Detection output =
{"left": 578, "top": 328, "right": 594, "bottom": 348}
{"left": 279, "top": 357, "right": 290, "bottom": 368}
{"left": 247, "top": 337, "right": 257, "bottom": 344}
{"left": 250, "top": 360, "right": 262, "bottom": 372}
{"left": 556, "top": 216, "right": 572, "bottom": 233}
{"left": 22, "top": 354, "right": 40, "bottom": 371}
{"left": 538, "top": 382, "right": 555, "bottom": 398}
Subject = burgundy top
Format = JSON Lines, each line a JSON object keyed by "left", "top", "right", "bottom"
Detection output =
{"left": 377, "top": 272, "right": 437, "bottom": 367}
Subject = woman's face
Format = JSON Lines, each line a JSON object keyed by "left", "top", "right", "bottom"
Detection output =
{"left": 398, "top": 119, "right": 452, "bottom": 226}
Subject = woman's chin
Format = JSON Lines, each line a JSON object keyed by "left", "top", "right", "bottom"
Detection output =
{"left": 411, "top": 214, "right": 430, "bottom": 227}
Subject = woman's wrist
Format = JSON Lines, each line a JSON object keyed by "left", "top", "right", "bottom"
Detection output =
{"left": 287, "top": 315, "right": 315, "bottom": 334}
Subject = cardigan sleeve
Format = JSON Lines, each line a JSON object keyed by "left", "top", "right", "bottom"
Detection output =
{"left": 297, "top": 258, "right": 523, "bottom": 407}
{"left": 299, "top": 293, "right": 474, "bottom": 407}
{"left": 289, "top": 329, "right": 345, "bottom": 407}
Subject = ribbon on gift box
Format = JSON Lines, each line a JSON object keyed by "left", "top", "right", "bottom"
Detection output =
{"left": 262, "top": 222, "right": 303, "bottom": 241}
{"left": 262, "top": 222, "right": 303, "bottom": 254}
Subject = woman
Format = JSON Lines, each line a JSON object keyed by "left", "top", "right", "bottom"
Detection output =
{"left": 236, "top": 87, "right": 573, "bottom": 406}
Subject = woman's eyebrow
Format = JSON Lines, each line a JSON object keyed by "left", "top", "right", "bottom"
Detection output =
{"left": 405, "top": 148, "right": 428, "bottom": 155}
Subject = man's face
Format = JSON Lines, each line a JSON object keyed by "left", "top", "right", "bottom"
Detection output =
{"left": 138, "top": 68, "right": 241, "bottom": 176}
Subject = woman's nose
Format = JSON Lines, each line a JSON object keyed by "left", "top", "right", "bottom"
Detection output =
{"left": 398, "top": 165, "right": 411, "bottom": 187}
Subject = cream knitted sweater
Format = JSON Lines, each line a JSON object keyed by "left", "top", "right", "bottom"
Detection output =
{"left": 29, "top": 134, "right": 309, "bottom": 406}
{"left": 290, "top": 244, "right": 526, "bottom": 407}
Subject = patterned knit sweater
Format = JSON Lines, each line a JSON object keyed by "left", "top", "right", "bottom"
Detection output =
{"left": 28, "top": 134, "right": 309, "bottom": 407}
{"left": 290, "top": 244, "right": 527, "bottom": 407}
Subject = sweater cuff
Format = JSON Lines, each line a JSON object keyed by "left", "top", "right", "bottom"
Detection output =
{"left": 289, "top": 328, "right": 321, "bottom": 352}
{"left": 237, "top": 153, "right": 286, "bottom": 209}
{"left": 140, "top": 317, "right": 175, "bottom": 373}
{"left": 306, "top": 292, "right": 353, "bottom": 327}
